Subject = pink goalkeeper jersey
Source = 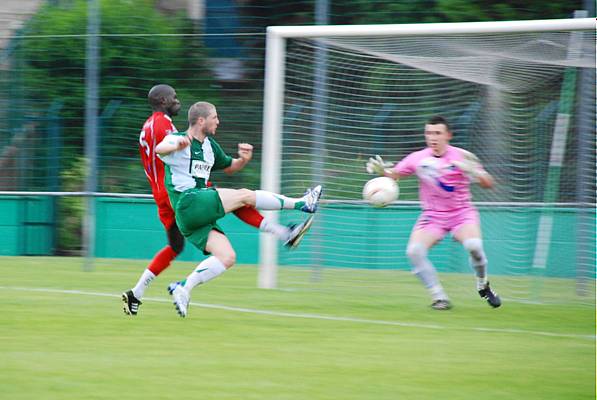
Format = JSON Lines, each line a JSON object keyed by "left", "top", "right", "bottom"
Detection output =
{"left": 393, "top": 145, "right": 481, "bottom": 212}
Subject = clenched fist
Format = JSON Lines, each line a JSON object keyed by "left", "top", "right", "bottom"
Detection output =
{"left": 238, "top": 143, "right": 253, "bottom": 162}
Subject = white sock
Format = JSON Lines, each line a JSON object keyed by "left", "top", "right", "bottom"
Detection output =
{"left": 260, "top": 219, "right": 291, "bottom": 241}
{"left": 407, "top": 243, "right": 449, "bottom": 301}
{"left": 463, "top": 238, "right": 488, "bottom": 290}
{"left": 183, "top": 256, "right": 226, "bottom": 290}
{"left": 429, "top": 284, "right": 448, "bottom": 301}
{"left": 255, "top": 190, "right": 297, "bottom": 210}
{"left": 132, "top": 269, "right": 156, "bottom": 300}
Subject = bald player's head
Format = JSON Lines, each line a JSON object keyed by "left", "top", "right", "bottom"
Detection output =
{"left": 147, "top": 84, "right": 181, "bottom": 116}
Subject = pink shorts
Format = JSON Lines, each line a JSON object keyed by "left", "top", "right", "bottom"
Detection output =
{"left": 414, "top": 207, "right": 480, "bottom": 239}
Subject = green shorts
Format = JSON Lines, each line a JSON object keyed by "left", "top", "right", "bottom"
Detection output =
{"left": 175, "top": 188, "right": 226, "bottom": 254}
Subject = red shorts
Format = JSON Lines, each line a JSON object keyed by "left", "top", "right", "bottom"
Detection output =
{"left": 154, "top": 192, "right": 176, "bottom": 230}
{"left": 414, "top": 207, "right": 480, "bottom": 239}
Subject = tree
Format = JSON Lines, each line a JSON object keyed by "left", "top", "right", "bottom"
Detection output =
{"left": 14, "top": 0, "right": 217, "bottom": 251}
{"left": 18, "top": 0, "right": 216, "bottom": 190}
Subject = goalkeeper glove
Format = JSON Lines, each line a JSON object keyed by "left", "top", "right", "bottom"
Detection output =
{"left": 366, "top": 155, "right": 393, "bottom": 176}
{"left": 453, "top": 149, "right": 487, "bottom": 181}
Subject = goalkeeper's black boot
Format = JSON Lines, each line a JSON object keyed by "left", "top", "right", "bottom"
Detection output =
{"left": 479, "top": 282, "right": 501, "bottom": 308}
{"left": 122, "top": 290, "right": 142, "bottom": 316}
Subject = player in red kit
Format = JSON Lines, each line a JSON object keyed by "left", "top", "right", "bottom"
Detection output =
{"left": 122, "top": 84, "right": 310, "bottom": 316}
{"left": 139, "top": 87, "right": 181, "bottom": 233}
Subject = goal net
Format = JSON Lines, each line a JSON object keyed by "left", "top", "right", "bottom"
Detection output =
{"left": 259, "top": 18, "right": 596, "bottom": 305}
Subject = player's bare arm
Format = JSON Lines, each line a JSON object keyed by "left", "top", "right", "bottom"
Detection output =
{"left": 224, "top": 143, "right": 253, "bottom": 174}
{"left": 476, "top": 170, "right": 494, "bottom": 189}
{"left": 155, "top": 134, "right": 192, "bottom": 156}
{"left": 383, "top": 168, "right": 403, "bottom": 181}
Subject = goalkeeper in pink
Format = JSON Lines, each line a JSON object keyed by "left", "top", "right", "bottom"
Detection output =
{"left": 366, "top": 115, "right": 501, "bottom": 310}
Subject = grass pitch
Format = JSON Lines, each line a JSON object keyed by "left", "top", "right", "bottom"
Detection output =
{"left": 0, "top": 257, "right": 594, "bottom": 400}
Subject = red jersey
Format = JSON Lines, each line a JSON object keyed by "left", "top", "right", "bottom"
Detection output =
{"left": 139, "top": 112, "right": 177, "bottom": 204}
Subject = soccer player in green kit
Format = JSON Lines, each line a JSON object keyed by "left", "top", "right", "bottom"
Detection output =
{"left": 157, "top": 101, "right": 322, "bottom": 317}
{"left": 122, "top": 85, "right": 312, "bottom": 316}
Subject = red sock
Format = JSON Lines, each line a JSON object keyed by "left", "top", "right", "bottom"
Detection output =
{"left": 148, "top": 245, "right": 178, "bottom": 276}
{"left": 233, "top": 205, "right": 264, "bottom": 228}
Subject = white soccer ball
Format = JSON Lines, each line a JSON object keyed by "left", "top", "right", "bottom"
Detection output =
{"left": 363, "top": 177, "right": 399, "bottom": 207}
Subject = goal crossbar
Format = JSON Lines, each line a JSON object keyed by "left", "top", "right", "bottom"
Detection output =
{"left": 267, "top": 18, "right": 595, "bottom": 38}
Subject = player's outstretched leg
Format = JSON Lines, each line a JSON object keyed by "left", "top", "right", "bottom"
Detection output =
{"left": 122, "top": 290, "right": 142, "bottom": 316}
{"left": 299, "top": 185, "right": 323, "bottom": 213}
{"left": 284, "top": 215, "right": 315, "bottom": 249}
{"left": 478, "top": 282, "right": 501, "bottom": 308}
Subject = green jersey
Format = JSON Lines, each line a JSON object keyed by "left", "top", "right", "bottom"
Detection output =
{"left": 159, "top": 133, "right": 233, "bottom": 209}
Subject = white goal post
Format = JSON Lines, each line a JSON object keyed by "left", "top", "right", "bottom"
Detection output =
{"left": 258, "top": 18, "right": 596, "bottom": 290}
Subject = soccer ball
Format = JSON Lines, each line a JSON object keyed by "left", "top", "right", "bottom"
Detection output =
{"left": 363, "top": 177, "right": 399, "bottom": 207}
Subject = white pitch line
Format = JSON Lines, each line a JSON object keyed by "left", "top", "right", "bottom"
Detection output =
{"left": 1, "top": 286, "right": 594, "bottom": 341}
